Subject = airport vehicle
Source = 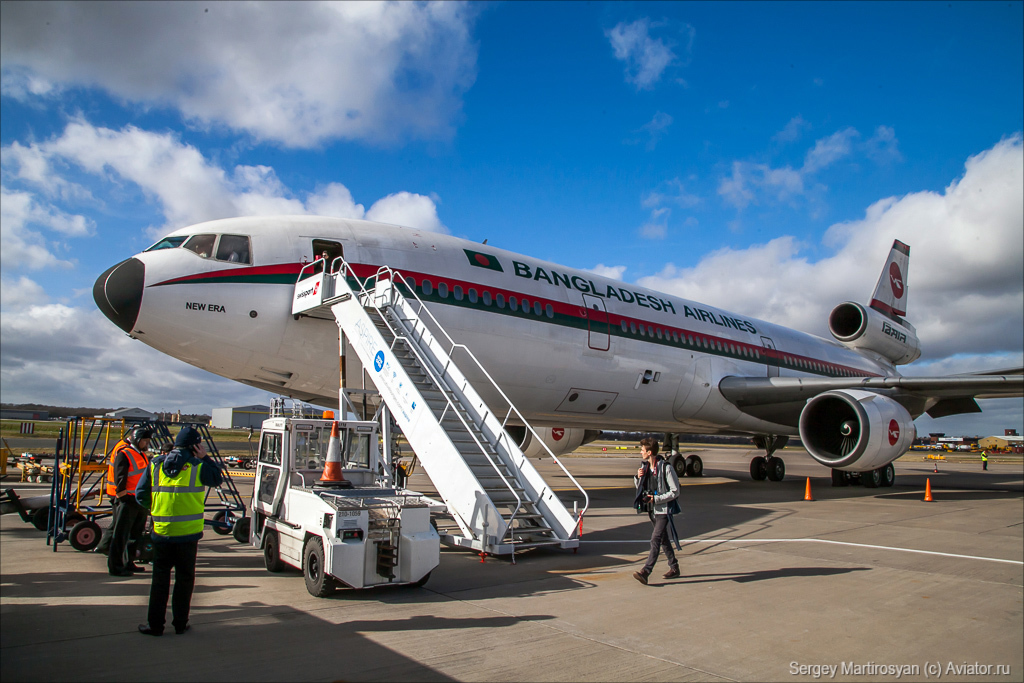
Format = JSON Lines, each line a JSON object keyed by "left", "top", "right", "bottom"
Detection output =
{"left": 224, "top": 455, "right": 255, "bottom": 469}
{"left": 249, "top": 413, "right": 439, "bottom": 595}
{"left": 94, "top": 217, "right": 1023, "bottom": 487}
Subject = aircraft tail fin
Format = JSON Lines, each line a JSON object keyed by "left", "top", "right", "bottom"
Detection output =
{"left": 869, "top": 240, "right": 910, "bottom": 321}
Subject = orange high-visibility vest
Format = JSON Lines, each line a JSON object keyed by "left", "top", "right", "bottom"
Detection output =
{"left": 105, "top": 441, "right": 150, "bottom": 497}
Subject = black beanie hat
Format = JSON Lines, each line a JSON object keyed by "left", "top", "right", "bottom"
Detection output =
{"left": 174, "top": 426, "right": 202, "bottom": 450}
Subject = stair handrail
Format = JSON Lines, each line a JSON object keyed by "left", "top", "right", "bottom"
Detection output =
{"left": 332, "top": 260, "right": 524, "bottom": 544}
{"left": 349, "top": 262, "right": 590, "bottom": 536}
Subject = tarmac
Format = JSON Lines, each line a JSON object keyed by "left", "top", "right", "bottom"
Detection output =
{"left": 1, "top": 447, "right": 1021, "bottom": 682}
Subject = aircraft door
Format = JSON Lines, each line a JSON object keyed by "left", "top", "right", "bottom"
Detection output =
{"left": 254, "top": 430, "right": 287, "bottom": 518}
{"left": 582, "top": 294, "right": 610, "bottom": 351}
{"left": 761, "top": 337, "right": 779, "bottom": 377}
{"left": 310, "top": 239, "right": 344, "bottom": 273}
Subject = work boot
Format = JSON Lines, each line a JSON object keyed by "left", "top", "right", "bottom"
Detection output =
{"left": 137, "top": 624, "right": 163, "bottom": 637}
{"left": 632, "top": 571, "right": 649, "bottom": 585}
{"left": 662, "top": 568, "right": 680, "bottom": 579}
{"left": 175, "top": 623, "right": 191, "bottom": 635}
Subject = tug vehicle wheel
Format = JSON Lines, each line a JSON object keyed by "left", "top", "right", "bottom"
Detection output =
{"left": 303, "top": 536, "right": 336, "bottom": 598}
{"left": 263, "top": 531, "right": 285, "bottom": 573}
{"left": 232, "top": 517, "right": 251, "bottom": 544}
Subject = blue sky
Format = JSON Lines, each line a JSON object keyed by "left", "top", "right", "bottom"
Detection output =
{"left": 1, "top": 1, "right": 1021, "bottom": 436}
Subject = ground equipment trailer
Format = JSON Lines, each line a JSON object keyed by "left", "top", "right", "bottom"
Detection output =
{"left": 249, "top": 416, "right": 440, "bottom": 597}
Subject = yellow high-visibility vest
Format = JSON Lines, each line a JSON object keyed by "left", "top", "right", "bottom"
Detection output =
{"left": 148, "top": 459, "right": 205, "bottom": 537}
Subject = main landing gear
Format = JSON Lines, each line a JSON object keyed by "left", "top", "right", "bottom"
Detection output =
{"left": 750, "top": 435, "right": 789, "bottom": 482}
{"left": 831, "top": 463, "right": 895, "bottom": 488}
{"left": 663, "top": 433, "right": 703, "bottom": 479}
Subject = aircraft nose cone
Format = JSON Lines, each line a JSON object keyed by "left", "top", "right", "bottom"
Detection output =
{"left": 93, "top": 258, "right": 145, "bottom": 333}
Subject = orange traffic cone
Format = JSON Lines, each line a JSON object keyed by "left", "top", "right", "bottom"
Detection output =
{"left": 318, "top": 422, "right": 349, "bottom": 487}
{"left": 924, "top": 478, "right": 933, "bottom": 502}
{"left": 803, "top": 477, "right": 814, "bottom": 501}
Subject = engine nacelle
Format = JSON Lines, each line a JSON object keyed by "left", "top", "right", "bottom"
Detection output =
{"left": 506, "top": 426, "right": 601, "bottom": 458}
{"left": 828, "top": 302, "right": 921, "bottom": 365}
{"left": 799, "top": 390, "right": 916, "bottom": 472}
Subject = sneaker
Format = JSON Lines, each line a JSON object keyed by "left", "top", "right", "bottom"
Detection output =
{"left": 138, "top": 624, "right": 163, "bottom": 637}
{"left": 662, "top": 568, "right": 680, "bottom": 579}
{"left": 127, "top": 564, "right": 146, "bottom": 573}
{"left": 632, "top": 571, "right": 649, "bottom": 585}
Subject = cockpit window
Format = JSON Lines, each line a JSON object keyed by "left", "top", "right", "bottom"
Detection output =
{"left": 145, "top": 236, "right": 187, "bottom": 251}
{"left": 216, "top": 234, "right": 251, "bottom": 264}
{"left": 182, "top": 234, "right": 216, "bottom": 259}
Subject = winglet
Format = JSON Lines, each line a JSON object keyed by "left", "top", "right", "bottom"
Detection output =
{"left": 869, "top": 240, "right": 910, "bottom": 321}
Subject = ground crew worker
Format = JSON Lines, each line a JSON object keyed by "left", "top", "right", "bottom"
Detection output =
{"left": 135, "top": 426, "right": 223, "bottom": 636}
{"left": 96, "top": 426, "right": 153, "bottom": 576}
{"left": 981, "top": 450, "right": 989, "bottom": 471}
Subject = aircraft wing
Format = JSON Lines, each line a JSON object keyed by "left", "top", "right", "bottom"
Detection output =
{"left": 719, "top": 370, "right": 1024, "bottom": 426}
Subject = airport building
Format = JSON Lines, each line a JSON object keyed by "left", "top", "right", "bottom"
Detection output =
{"left": 0, "top": 409, "right": 49, "bottom": 421}
{"left": 101, "top": 407, "right": 156, "bottom": 421}
{"left": 211, "top": 405, "right": 271, "bottom": 429}
{"left": 978, "top": 435, "right": 1024, "bottom": 452}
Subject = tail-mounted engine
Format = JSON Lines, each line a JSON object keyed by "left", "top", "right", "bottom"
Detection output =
{"left": 798, "top": 389, "right": 916, "bottom": 472}
{"left": 506, "top": 426, "right": 601, "bottom": 458}
{"left": 828, "top": 302, "right": 921, "bottom": 365}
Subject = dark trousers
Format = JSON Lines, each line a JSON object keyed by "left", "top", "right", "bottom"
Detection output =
{"left": 107, "top": 497, "right": 147, "bottom": 573}
{"left": 147, "top": 540, "right": 199, "bottom": 631}
{"left": 642, "top": 514, "right": 678, "bottom": 576}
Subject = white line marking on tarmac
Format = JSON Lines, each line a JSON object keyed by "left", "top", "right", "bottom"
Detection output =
{"left": 580, "top": 538, "right": 1024, "bottom": 565}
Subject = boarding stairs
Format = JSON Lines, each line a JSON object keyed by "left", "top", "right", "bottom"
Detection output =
{"left": 291, "top": 259, "right": 588, "bottom": 555}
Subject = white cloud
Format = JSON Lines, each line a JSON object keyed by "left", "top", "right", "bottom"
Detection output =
{"left": 0, "top": 304, "right": 273, "bottom": 413}
{"left": 366, "top": 191, "right": 447, "bottom": 232}
{"left": 0, "top": 187, "right": 83, "bottom": 270}
{"left": 719, "top": 125, "right": 896, "bottom": 211}
{"left": 0, "top": 1, "right": 479, "bottom": 148}
{"left": 773, "top": 115, "right": 810, "bottom": 143}
{"left": 0, "top": 275, "right": 48, "bottom": 310}
{"left": 639, "top": 207, "right": 670, "bottom": 239}
{"left": 3, "top": 120, "right": 448, "bottom": 239}
{"left": 606, "top": 19, "right": 691, "bottom": 90}
{"left": 587, "top": 264, "right": 627, "bottom": 281}
{"left": 643, "top": 136, "right": 1024, "bottom": 367}
{"left": 639, "top": 111, "right": 673, "bottom": 150}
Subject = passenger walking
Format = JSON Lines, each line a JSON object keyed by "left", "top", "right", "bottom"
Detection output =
{"left": 632, "top": 437, "right": 681, "bottom": 585}
{"left": 135, "top": 426, "right": 223, "bottom": 636}
{"left": 97, "top": 426, "right": 153, "bottom": 576}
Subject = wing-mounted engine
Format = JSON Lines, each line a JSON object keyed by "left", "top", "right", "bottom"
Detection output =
{"left": 829, "top": 302, "right": 921, "bottom": 365}
{"left": 506, "top": 426, "right": 601, "bottom": 458}
{"left": 798, "top": 389, "right": 916, "bottom": 472}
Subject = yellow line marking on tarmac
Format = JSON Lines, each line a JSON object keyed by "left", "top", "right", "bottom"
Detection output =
{"left": 579, "top": 537, "right": 1024, "bottom": 565}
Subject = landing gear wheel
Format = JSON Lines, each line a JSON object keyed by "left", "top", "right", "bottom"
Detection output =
{"left": 831, "top": 469, "right": 849, "bottom": 487}
{"left": 669, "top": 454, "right": 686, "bottom": 478}
{"left": 750, "top": 456, "right": 767, "bottom": 481}
{"left": 69, "top": 520, "right": 101, "bottom": 552}
{"left": 413, "top": 570, "right": 432, "bottom": 588}
{"left": 685, "top": 455, "right": 704, "bottom": 477}
{"left": 303, "top": 536, "right": 336, "bottom": 597}
{"left": 212, "top": 511, "right": 233, "bottom": 536}
{"left": 766, "top": 457, "right": 786, "bottom": 482}
{"left": 31, "top": 507, "right": 50, "bottom": 531}
{"left": 232, "top": 517, "right": 251, "bottom": 544}
{"left": 863, "top": 468, "right": 882, "bottom": 488}
{"left": 263, "top": 531, "right": 285, "bottom": 573}
{"left": 881, "top": 463, "right": 895, "bottom": 488}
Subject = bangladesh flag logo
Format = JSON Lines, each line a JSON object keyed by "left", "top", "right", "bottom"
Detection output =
{"left": 464, "top": 249, "right": 503, "bottom": 272}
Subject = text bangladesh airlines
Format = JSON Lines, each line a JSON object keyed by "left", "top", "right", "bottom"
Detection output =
{"left": 94, "top": 216, "right": 1022, "bottom": 486}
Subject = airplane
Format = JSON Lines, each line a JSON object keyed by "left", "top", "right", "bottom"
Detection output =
{"left": 93, "top": 215, "right": 1022, "bottom": 487}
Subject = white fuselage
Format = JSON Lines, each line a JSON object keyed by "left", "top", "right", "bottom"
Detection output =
{"left": 117, "top": 216, "right": 896, "bottom": 435}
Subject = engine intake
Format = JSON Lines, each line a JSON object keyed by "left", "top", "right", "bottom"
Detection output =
{"left": 799, "top": 389, "right": 915, "bottom": 472}
{"left": 828, "top": 302, "right": 921, "bottom": 365}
